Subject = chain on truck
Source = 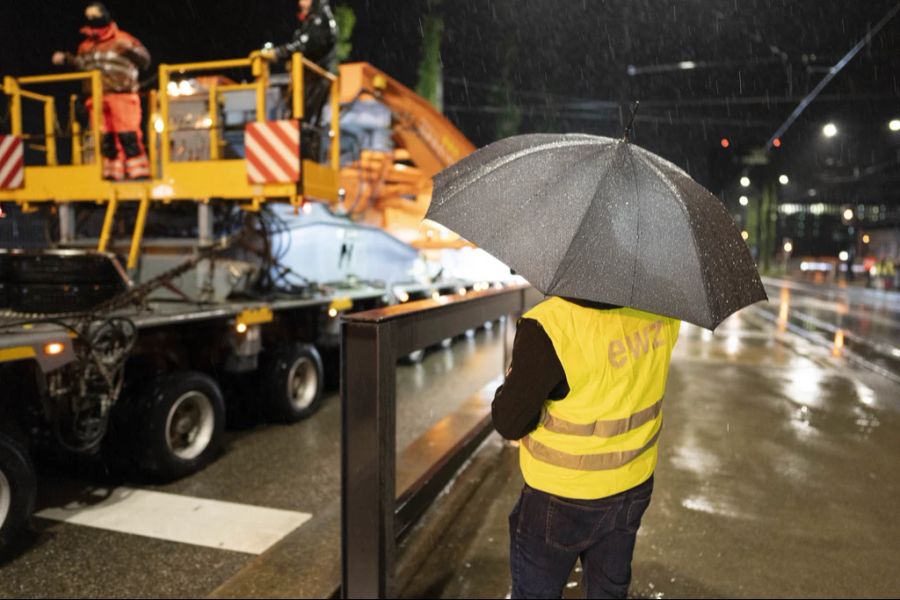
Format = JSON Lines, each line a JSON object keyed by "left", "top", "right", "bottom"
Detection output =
{"left": 0, "top": 53, "right": 499, "bottom": 551}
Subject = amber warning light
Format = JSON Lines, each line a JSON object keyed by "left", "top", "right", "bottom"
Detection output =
{"left": 43, "top": 342, "right": 65, "bottom": 356}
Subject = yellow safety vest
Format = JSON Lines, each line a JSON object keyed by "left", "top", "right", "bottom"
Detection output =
{"left": 519, "top": 297, "right": 680, "bottom": 500}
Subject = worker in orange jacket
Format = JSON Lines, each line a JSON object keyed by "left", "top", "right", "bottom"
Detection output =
{"left": 52, "top": 3, "right": 152, "bottom": 180}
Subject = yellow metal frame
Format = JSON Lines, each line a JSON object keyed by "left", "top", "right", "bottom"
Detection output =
{"left": 0, "top": 53, "right": 344, "bottom": 261}
{"left": 328, "top": 297, "right": 353, "bottom": 312}
{"left": 0, "top": 346, "right": 37, "bottom": 363}
{"left": 3, "top": 71, "right": 103, "bottom": 181}
{"left": 237, "top": 306, "right": 274, "bottom": 326}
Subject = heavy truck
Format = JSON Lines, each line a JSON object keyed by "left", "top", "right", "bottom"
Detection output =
{"left": 0, "top": 53, "right": 498, "bottom": 551}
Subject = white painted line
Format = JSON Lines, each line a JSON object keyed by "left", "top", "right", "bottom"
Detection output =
{"left": 36, "top": 487, "right": 311, "bottom": 555}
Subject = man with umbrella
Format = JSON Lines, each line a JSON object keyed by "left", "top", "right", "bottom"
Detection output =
{"left": 428, "top": 131, "right": 766, "bottom": 598}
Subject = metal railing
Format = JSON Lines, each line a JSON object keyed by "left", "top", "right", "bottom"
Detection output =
{"left": 157, "top": 52, "right": 340, "bottom": 173}
{"left": 1, "top": 53, "right": 344, "bottom": 267}
{"left": 3, "top": 70, "right": 103, "bottom": 173}
{"left": 340, "top": 284, "right": 541, "bottom": 598}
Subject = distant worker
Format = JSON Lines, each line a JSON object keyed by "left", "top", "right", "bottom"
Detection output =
{"left": 493, "top": 298, "right": 680, "bottom": 598}
{"left": 52, "top": 3, "right": 151, "bottom": 180}
{"left": 261, "top": 0, "right": 339, "bottom": 126}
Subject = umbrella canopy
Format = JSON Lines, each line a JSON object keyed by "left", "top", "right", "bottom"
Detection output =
{"left": 428, "top": 133, "right": 767, "bottom": 330}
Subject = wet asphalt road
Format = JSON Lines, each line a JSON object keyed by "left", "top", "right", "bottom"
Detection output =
{"left": 2, "top": 280, "right": 899, "bottom": 598}
{"left": 399, "top": 279, "right": 900, "bottom": 599}
{"left": 0, "top": 325, "right": 510, "bottom": 598}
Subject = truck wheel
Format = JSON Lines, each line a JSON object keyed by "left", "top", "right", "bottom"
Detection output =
{"left": 262, "top": 343, "right": 324, "bottom": 423}
{"left": 135, "top": 372, "right": 225, "bottom": 481}
{"left": 0, "top": 434, "right": 35, "bottom": 554}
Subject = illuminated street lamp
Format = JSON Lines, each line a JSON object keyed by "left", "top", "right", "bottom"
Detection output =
{"left": 741, "top": 230, "right": 749, "bottom": 241}
{"left": 740, "top": 176, "right": 751, "bottom": 188}
{"left": 778, "top": 174, "right": 789, "bottom": 185}
{"left": 823, "top": 123, "right": 838, "bottom": 137}
{"left": 838, "top": 250, "right": 849, "bottom": 262}
{"left": 890, "top": 119, "right": 900, "bottom": 132}
{"left": 782, "top": 240, "right": 793, "bottom": 274}
{"left": 862, "top": 234, "right": 871, "bottom": 244}
{"left": 842, "top": 208, "right": 854, "bottom": 222}
{"left": 739, "top": 195, "right": 749, "bottom": 206}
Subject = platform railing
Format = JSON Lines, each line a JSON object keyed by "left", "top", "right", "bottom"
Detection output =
{"left": 2, "top": 70, "right": 103, "bottom": 173}
{"left": 341, "top": 283, "right": 541, "bottom": 598}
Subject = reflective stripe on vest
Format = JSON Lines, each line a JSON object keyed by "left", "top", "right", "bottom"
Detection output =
{"left": 521, "top": 425, "right": 661, "bottom": 471}
{"left": 540, "top": 397, "right": 663, "bottom": 438}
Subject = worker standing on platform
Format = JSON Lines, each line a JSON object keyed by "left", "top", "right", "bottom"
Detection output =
{"left": 261, "top": 0, "right": 338, "bottom": 126}
{"left": 52, "top": 3, "right": 151, "bottom": 181}
{"left": 493, "top": 298, "right": 680, "bottom": 599}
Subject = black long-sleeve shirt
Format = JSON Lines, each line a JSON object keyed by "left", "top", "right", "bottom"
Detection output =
{"left": 491, "top": 298, "right": 618, "bottom": 440}
{"left": 491, "top": 318, "right": 568, "bottom": 439}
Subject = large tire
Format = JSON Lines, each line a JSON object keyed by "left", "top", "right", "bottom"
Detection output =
{"left": 0, "top": 434, "right": 36, "bottom": 554}
{"left": 134, "top": 371, "right": 225, "bottom": 481}
{"left": 261, "top": 343, "right": 325, "bottom": 423}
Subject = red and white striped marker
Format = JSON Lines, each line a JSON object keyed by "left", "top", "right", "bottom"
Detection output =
{"left": 245, "top": 120, "right": 301, "bottom": 184}
{"left": 0, "top": 135, "right": 24, "bottom": 190}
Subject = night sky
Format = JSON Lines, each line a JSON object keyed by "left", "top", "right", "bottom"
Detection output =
{"left": 1, "top": 1, "right": 898, "bottom": 211}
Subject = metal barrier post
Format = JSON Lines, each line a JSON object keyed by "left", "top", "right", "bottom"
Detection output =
{"left": 330, "top": 77, "right": 340, "bottom": 170}
{"left": 43, "top": 98, "right": 57, "bottom": 165}
{"left": 291, "top": 53, "right": 304, "bottom": 120}
{"left": 69, "top": 94, "right": 83, "bottom": 165}
{"left": 90, "top": 71, "right": 103, "bottom": 177}
{"left": 208, "top": 80, "right": 220, "bottom": 160}
{"left": 341, "top": 320, "right": 397, "bottom": 599}
{"left": 128, "top": 191, "right": 151, "bottom": 270}
{"left": 97, "top": 189, "right": 118, "bottom": 252}
{"left": 341, "top": 286, "right": 539, "bottom": 599}
{"left": 159, "top": 66, "right": 171, "bottom": 168}
{"left": 253, "top": 55, "right": 269, "bottom": 122}
{"left": 4, "top": 77, "right": 23, "bottom": 136}
{"left": 147, "top": 89, "right": 159, "bottom": 179}
{"left": 58, "top": 204, "right": 76, "bottom": 243}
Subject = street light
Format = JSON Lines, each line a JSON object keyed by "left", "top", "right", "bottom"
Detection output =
{"left": 741, "top": 230, "right": 749, "bottom": 241}
{"left": 739, "top": 196, "right": 749, "bottom": 206}
{"left": 782, "top": 240, "right": 793, "bottom": 274}
{"left": 862, "top": 234, "right": 871, "bottom": 244}
{"left": 823, "top": 123, "right": 838, "bottom": 137}
{"left": 890, "top": 119, "right": 900, "bottom": 132}
{"left": 839, "top": 251, "right": 849, "bottom": 262}
{"left": 843, "top": 208, "right": 854, "bottom": 222}
{"left": 740, "top": 176, "right": 751, "bottom": 187}
{"left": 778, "top": 174, "right": 789, "bottom": 185}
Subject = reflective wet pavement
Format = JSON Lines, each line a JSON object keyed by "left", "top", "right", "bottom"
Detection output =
{"left": 2, "top": 280, "right": 898, "bottom": 598}
{"left": 399, "top": 280, "right": 900, "bottom": 598}
{"left": 0, "top": 326, "right": 510, "bottom": 598}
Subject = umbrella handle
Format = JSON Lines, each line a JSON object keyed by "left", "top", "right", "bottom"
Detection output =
{"left": 622, "top": 101, "right": 640, "bottom": 141}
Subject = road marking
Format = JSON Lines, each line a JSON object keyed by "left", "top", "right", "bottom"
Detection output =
{"left": 36, "top": 487, "right": 311, "bottom": 555}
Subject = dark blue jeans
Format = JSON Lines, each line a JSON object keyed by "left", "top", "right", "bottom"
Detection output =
{"left": 509, "top": 476, "right": 653, "bottom": 599}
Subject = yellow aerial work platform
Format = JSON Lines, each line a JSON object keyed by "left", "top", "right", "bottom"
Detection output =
{"left": 0, "top": 53, "right": 341, "bottom": 268}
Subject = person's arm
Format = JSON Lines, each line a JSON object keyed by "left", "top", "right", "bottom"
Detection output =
{"left": 491, "top": 318, "right": 568, "bottom": 440}
{"left": 274, "top": 28, "right": 306, "bottom": 61}
{"left": 118, "top": 36, "right": 151, "bottom": 70}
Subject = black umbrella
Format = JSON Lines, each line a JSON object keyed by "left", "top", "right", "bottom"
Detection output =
{"left": 427, "top": 133, "right": 767, "bottom": 330}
